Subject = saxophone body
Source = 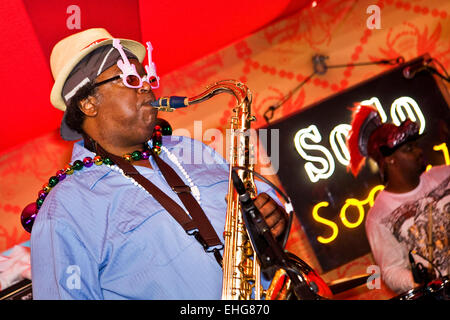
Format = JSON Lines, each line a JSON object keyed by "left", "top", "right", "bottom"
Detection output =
{"left": 187, "top": 79, "right": 261, "bottom": 299}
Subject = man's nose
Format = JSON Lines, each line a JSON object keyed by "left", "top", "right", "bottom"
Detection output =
{"left": 138, "top": 79, "right": 152, "bottom": 94}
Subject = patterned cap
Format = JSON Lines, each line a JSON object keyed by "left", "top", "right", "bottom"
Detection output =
{"left": 347, "top": 104, "right": 420, "bottom": 177}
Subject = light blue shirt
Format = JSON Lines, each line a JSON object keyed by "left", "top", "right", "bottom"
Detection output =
{"left": 30, "top": 136, "right": 279, "bottom": 299}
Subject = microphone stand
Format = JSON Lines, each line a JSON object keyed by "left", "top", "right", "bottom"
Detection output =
{"left": 231, "top": 170, "right": 320, "bottom": 299}
{"left": 263, "top": 55, "right": 405, "bottom": 123}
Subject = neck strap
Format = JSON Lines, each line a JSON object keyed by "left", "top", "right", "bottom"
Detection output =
{"left": 94, "top": 142, "right": 223, "bottom": 266}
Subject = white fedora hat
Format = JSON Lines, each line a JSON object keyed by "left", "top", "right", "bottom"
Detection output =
{"left": 50, "top": 28, "right": 146, "bottom": 112}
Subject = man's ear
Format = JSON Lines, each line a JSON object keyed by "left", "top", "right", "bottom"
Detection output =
{"left": 79, "top": 96, "right": 99, "bottom": 117}
{"left": 385, "top": 155, "right": 395, "bottom": 166}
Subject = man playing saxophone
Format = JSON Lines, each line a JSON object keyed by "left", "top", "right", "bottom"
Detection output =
{"left": 28, "top": 28, "right": 289, "bottom": 300}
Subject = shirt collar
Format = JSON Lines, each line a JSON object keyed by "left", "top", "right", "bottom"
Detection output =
{"left": 71, "top": 140, "right": 114, "bottom": 189}
{"left": 70, "top": 139, "right": 161, "bottom": 189}
{"left": 70, "top": 136, "right": 189, "bottom": 189}
{"left": 71, "top": 140, "right": 96, "bottom": 161}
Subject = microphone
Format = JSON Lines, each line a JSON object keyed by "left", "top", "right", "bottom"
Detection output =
{"left": 409, "top": 250, "right": 432, "bottom": 284}
{"left": 231, "top": 170, "right": 320, "bottom": 299}
{"left": 409, "top": 250, "right": 422, "bottom": 283}
{"left": 403, "top": 61, "right": 427, "bottom": 79}
{"left": 231, "top": 170, "right": 302, "bottom": 273}
{"left": 150, "top": 96, "right": 189, "bottom": 111}
{"left": 231, "top": 170, "right": 280, "bottom": 272}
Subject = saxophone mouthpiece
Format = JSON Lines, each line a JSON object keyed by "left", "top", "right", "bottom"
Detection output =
{"left": 150, "top": 96, "right": 189, "bottom": 111}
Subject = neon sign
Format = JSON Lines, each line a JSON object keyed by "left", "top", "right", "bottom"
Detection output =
{"left": 360, "top": 97, "right": 387, "bottom": 123}
{"left": 390, "top": 96, "right": 426, "bottom": 134}
{"left": 329, "top": 124, "right": 351, "bottom": 166}
{"left": 312, "top": 185, "right": 384, "bottom": 244}
{"left": 293, "top": 96, "right": 426, "bottom": 183}
{"left": 433, "top": 143, "right": 449, "bottom": 164}
{"left": 312, "top": 202, "right": 338, "bottom": 244}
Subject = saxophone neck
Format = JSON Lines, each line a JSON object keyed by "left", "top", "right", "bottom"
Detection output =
{"left": 190, "top": 79, "right": 252, "bottom": 107}
{"left": 150, "top": 80, "right": 252, "bottom": 112}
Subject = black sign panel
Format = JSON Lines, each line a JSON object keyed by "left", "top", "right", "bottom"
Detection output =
{"left": 263, "top": 55, "right": 450, "bottom": 272}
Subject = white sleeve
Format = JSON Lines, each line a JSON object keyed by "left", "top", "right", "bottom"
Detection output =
{"left": 366, "top": 213, "right": 415, "bottom": 294}
{"left": 425, "top": 165, "right": 450, "bottom": 184}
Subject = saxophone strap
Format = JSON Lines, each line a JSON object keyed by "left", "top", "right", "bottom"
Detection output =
{"left": 152, "top": 152, "right": 223, "bottom": 247}
{"left": 95, "top": 143, "right": 223, "bottom": 266}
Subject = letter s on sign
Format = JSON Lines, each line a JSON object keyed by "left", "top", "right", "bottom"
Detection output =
{"left": 294, "top": 125, "right": 335, "bottom": 183}
{"left": 312, "top": 202, "right": 339, "bottom": 244}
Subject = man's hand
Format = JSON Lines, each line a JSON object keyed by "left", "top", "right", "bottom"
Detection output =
{"left": 253, "top": 193, "right": 288, "bottom": 239}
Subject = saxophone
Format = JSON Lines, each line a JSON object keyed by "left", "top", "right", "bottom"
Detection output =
{"left": 152, "top": 79, "right": 262, "bottom": 299}
{"left": 151, "top": 80, "right": 332, "bottom": 300}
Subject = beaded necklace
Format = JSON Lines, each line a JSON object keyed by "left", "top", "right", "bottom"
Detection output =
{"left": 20, "top": 122, "right": 201, "bottom": 233}
{"left": 105, "top": 147, "right": 201, "bottom": 204}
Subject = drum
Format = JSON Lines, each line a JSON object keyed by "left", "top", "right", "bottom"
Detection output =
{"left": 393, "top": 277, "right": 449, "bottom": 300}
{"left": 394, "top": 285, "right": 427, "bottom": 300}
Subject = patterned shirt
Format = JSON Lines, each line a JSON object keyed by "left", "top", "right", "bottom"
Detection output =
{"left": 365, "top": 165, "right": 450, "bottom": 293}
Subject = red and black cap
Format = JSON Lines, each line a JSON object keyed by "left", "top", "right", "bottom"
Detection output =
{"left": 346, "top": 104, "right": 420, "bottom": 177}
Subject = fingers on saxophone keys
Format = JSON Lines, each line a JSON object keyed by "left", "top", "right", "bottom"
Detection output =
{"left": 254, "top": 193, "right": 271, "bottom": 211}
{"left": 254, "top": 193, "right": 287, "bottom": 238}
{"left": 270, "top": 218, "right": 286, "bottom": 238}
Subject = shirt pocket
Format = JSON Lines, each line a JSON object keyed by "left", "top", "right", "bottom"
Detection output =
{"left": 114, "top": 193, "right": 198, "bottom": 267}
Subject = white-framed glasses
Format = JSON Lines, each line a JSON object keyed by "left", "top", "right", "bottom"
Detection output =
{"left": 95, "top": 39, "right": 160, "bottom": 89}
